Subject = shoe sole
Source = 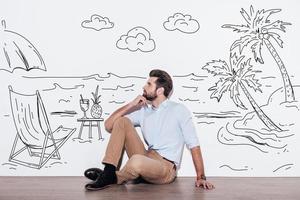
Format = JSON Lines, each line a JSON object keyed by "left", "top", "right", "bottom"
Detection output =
{"left": 85, "top": 184, "right": 113, "bottom": 191}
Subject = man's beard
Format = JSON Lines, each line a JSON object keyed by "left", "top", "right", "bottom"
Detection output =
{"left": 143, "top": 90, "right": 157, "bottom": 101}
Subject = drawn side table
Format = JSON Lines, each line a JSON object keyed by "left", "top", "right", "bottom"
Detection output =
{"left": 77, "top": 118, "right": 104, "bottom": 140}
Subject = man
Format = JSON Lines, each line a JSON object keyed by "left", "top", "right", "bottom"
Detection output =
{"left": 84, "top": 69, "right": 214, "bottom": 190}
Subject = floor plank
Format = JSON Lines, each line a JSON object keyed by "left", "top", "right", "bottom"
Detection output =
{"left": 0, "top": 177, "right": 299, "bottom": 200}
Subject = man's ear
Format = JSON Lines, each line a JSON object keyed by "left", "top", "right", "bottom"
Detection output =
{"left": 157, "top": 87, "right": 164, "bottom": 96}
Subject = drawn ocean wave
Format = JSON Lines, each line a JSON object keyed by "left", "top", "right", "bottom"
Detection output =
{"left": 80, "top": 72, "right": 145, "bottom": 81}
{"left": 179, "top": 98, "right": 200, "bottom": 102}
{"left": 216, "top": 87, "right": 300, "bottom": 154}
{"left": 2, "top": 162, "right": 18, "bottom": 170}
{"left": 102, "top": 84, "right": 135, "bottom": 91}
{"left": 218, "top": 126, "right": 267, "bottom": 153}
{"left": 102, "top": 72, "right": 146, "bottom": 79}
{"left": 82, "top": 74, "right": 105, "bottom": 81}
{"left": 23, "top": 72, "right": 146, "bottom": 80}
{"left": 44, "top": 161, "right": 67, "bottom": 169}
{"left": 217, "top": 122, "right": 289, "bottom": 154}
{"left": 190, "top": 78, "right": 205, "bottom": 81}
{"left": 43, "top": 83, "right": 84, "bottom": 91}
{"left": 233, "top": 113, "right": 294, "bottom": 139}
{"left": 173, "top": 73, "right": 208, "bottom": 78}
{"left": 108, "top": 100, "right": 125, "bottom": 104}
{"left": 58, "top": 99, "right": 71, "bottom": 103}
{"left": 273, "top": 163, "right": 293, "bottom": 173}
{"left": 219, "top": 164, "right": 250, "bottom": 171}
{"left": 72, "top": 137, "right": 92, "bottom": 143}
{"left": 181, "top": 85, "right": 198, "bottom": 92}
{"left": 193, "top": 111, "right": 241, "bottom": 119}
{"left": 197, "top": 121, "right": 215, "bottom": 125}
{"left": 50, "top": 110, "right": 77, "bottom": 117}
{"left": 232, "top": 86, "right": 300, "bottom": 140}
{"left": 2, "top": 162, "right": 18, "bottom": 167}
{"left": 260, "top": 76, "right": 276, "bottom": 80}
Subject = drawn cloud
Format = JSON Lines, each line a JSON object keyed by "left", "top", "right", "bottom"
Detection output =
{"left": 116, "top": 26, "right": 156, "bottom": 52}
{"left": 163, "top": 13, "right": 200, "bottom": 34}
{"left": 81, "top": 14, "right": 114, "bottom": 31}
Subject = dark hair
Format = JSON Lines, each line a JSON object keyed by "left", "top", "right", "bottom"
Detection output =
{"left": 149, "top": 69, "right": 173, "bottom": 97}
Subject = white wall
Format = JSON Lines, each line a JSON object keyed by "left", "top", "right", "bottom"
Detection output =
{"left": 0, "top": 0, "right": 299, "bottom": 176}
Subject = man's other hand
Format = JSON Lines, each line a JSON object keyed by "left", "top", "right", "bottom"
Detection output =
{"left": 195, "top": 179, "right": 215, "bottom": 190}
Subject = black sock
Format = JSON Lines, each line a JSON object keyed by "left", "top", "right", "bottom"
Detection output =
{"left": 102, "top": 163, "right": 117, "bottom": 183}
{"left": 104, "top": 163, "right": 116, "bottom": 173}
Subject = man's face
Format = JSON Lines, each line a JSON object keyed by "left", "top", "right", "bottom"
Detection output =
{"left": 143, "top": 77, "right": 158, "bottom": 101}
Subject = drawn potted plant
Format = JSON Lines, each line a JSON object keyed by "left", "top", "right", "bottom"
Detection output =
{"left": 90, "top": 85, "right": 102, "bottom": 118}
{"left": 222, "top": 6, "right": 295, "bottom": 102}
{"left": 202, "top": 54, "right": 281, "bottom": 131}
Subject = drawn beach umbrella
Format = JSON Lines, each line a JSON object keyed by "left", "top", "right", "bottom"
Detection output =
{"left": 0, "top": 20, "right": 46, "bottom": 73}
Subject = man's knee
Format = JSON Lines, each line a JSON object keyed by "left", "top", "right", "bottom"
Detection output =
{"left": 112, "top": 117, "right": 132, "bottom": 130}
{"left": 126, "top": 154, "right": 145, "bottom": 173}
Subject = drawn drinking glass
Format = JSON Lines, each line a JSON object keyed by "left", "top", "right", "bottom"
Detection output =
{"left": 80, "top": 99, "right": 89, "bottom": 118}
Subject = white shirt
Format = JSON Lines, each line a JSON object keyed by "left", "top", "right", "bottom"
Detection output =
{"left": 126, "top": 99, "right": 199, "bottom": 168}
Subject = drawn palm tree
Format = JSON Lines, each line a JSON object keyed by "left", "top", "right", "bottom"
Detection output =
{"left": 222, "top": 5, "right": 295, "bottom": 102}
{"left": 203, "top": 54, "right": 281, "bottom": 131}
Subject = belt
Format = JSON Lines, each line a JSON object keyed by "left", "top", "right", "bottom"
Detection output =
{"left": 163, "top": 157, "right": 176, "bottom": 170}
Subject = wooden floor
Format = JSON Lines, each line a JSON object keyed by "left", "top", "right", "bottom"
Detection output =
{"left": 0, "top": 177, "right": 299, "bottom": 200}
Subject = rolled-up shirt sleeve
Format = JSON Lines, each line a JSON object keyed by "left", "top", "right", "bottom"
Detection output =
{"left": 177, "top": 105, "right": 200, "bottom": 149}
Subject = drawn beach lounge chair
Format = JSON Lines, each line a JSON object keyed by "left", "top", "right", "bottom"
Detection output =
{"left": 8, "top": 86, "right": 76, "bottom": 169}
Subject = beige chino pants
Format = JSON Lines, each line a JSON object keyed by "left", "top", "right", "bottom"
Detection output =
{"left": 102, "top": 117, "right": 177, "bottom": 185}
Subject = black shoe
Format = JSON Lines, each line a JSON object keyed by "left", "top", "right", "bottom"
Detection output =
{"left": 84, "top": 168, "right": 104, "bottom": 181}
{"left": 85, "top": 171, "right": 117, "bottom": 191}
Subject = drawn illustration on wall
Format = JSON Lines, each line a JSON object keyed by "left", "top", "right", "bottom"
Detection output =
{"left": 173, "top": 74, "right": 207, "bottom": 103}
{"left": 0, "top": 20, "right": 46, "bottom": 73}
{"left": 90, "top": 85, "right": 103, "bottom": 118}
{"left": 219, "top": 164, "right": 251, "bottom": 172}
{"left": 7, "top": 86, "right": 76, "bottom": 169}
{"left": 163, "top": 13, "right": 200, "bottom": 34}
{"left": 202, "top": 5, "right": 298, "bottom": 173}
{"left": 44, "top": 83, "right": 84, "bottom": 118}
{"left": 74, "top": 85, "right": 104, "bottom": 142}
{"left": 222, "top": 5, "right": 295, "bottom": 102}
{"left": 81, "top": 14, "right": 114, "bottom": 31}
{"left": 202, "top": 54, "right": 294, "bottom": 154}
{"left": 203, "top": 54, "right": 281, "bottom": 131}
{"left": 116, "top": 26, "right": 156, "bottom": 52}
{"left": 273, "top": 163, "right": 294, "bottom": 173}
{"left": 1, "top": 2, "right": 298, "bottom": 176}
{"left": 43, "top": 83, "right": 85, "bottom": 92}
{"left": 16, "top": 73, "right": 145, "bottom": 147}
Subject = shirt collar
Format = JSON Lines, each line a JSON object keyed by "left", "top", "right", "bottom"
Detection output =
{"left": 151, "top": 99, "right": 169, "bottom": 111}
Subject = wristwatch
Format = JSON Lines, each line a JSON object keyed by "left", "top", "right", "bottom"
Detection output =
{"left": 198, "top": 175, "right": 206, "bottom": 181}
